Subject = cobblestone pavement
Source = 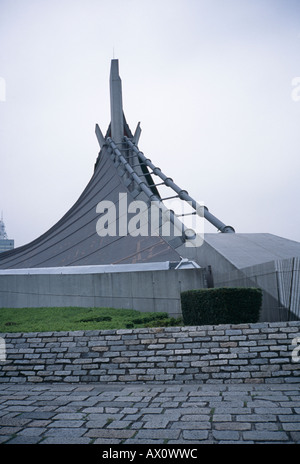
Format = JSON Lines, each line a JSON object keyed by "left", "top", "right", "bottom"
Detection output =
{"left": 0, "top": 381, "right": 299, "bottom": 444}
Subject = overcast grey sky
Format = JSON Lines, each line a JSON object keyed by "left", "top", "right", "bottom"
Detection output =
{"left": 0, "top": 0, "right": 300, "bottom": 248}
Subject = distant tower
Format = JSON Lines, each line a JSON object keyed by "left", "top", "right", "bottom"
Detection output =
{"left": 0, "top": 213, "right": 14, "bottom": 253}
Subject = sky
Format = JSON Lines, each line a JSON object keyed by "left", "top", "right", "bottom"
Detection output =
{"left": 0, "top": 0, "right": 300, "bottom": 248}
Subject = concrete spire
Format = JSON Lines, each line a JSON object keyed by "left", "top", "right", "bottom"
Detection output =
{"left": 110, "top": 59, "right": 124, "bottom": 145}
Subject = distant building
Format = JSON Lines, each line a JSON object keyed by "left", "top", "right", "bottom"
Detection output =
{"left": 0, "top": 214, "right": 14, "bottom": 253}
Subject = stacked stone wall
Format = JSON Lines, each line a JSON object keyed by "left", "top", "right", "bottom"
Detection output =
{"left": 1, "top": 321, "right": 300, "bottom": 384}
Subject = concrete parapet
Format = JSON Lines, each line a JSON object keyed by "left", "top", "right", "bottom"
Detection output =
{"left": 0, "top": 268, "right": 206, "bottom": 318}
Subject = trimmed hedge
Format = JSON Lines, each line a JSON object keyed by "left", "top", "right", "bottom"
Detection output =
{"left": 181, "top": 287, "right": 262, "bottom": 326}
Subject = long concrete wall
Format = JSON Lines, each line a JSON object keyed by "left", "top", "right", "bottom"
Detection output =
{"left": 1, "top": 321, "right": 299, "bottom": 384}
{"left": 0, "top": 268, "right": 206, "bottom": 318}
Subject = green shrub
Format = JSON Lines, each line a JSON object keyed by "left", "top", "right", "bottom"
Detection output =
{"left": 78, "top": 316, "right": 112, "bottom": 323}
{"left": 131, "top": 312, "right": 168, "bottom": 325}
{"left": 181, "top": 287, "right": 262, "bottom": 326}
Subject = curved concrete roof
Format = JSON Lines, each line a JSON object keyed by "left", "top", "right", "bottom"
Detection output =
{"left": 0, "top": 141, "right": 183, "bottom": 269}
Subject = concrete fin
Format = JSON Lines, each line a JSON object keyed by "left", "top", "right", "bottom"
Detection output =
{"left": 95, "top": 124, "right": 105, "bottom": 148}
{"left": 133, "top": 122, "right": 142, "bottom": 145}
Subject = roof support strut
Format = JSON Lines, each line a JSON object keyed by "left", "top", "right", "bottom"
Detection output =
{"left": 124, "top": 137, "right": 235, "bottom": 234}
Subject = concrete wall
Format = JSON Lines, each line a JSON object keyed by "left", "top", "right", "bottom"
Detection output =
{"left": 215, "top": 258, "right": 300, "bottom": 323}
{"left": 213, "top": 262, "right": 281, "bottom": 322}
{"left": 187, "top": 234, "right": 300, "bottom": 323}
{"left": 1, "top": 321, "right": 299, "bottom": 384}
{"left": 0, "top": 268, "right": 206, "bottom": 318}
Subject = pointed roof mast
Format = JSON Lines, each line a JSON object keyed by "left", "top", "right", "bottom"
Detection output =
{"left": 110, "top": 59, "right": 124, "bottom": 146}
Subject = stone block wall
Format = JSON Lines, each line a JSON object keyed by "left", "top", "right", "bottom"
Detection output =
{"left": 0, "top": 321, "right": 300, "bottom": 384}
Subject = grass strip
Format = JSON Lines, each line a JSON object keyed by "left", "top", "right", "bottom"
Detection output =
{"left": 0, "top": 307, "right": 183, "bottom": 333}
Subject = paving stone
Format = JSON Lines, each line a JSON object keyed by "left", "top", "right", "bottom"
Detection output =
{"left": 44, "top": 427, "right": 86, "bottom": 437}
{"left": 181, "top": 414, "right": 210, "bottom": 421}
{"left": 0, "top": 426, "right": 22, "bottom": 435}
{"left": 17, "top": 411, "right": 56, "bottom": 420}
{"left": 213, "top": 406, "right": 252, "bottom": 415}
{"left": 214, "top": 422, "right": 251, "bottom": 431}
{"left": 0, "top": 381, "right": 299, "bottom": 444}
{"left": 120, "top": 407, "right": 138, "bottom": 414}
{"left": 6, "top": 436, "right": 43, "bottom": 444}
{"left": 18, "top": 427, "right": 47, "bottom": 436}
{"left": 182, "top": 430, "right": 209, "bottom": 440}
{"left": 47, "top": 420, "right": 85, "bottom": 428}
{"left": 106, "top": 420, "right": 133, "bottom": 429}
{"left": 134, "top": 429, "right": 181, "bottom": 440}
{"left": 5, "top": 405, "right": 38, "bottom": 412}
{"left": 142, "top": 418, "right": 171, "bottom": 429}
{"left": 87, "top": 413, "right": 123, "bottom": 421}
{"left": 27, "top": 420, "right": 51, "bottom": 427}
{"left": 52, "top": 413, "right": 85, "bottom": 420}
{"left": 255, "top": 407, "right": 293, "bottom": 414}
{"left": 236, "top": 414, "right": 276, "bottom": 422}
{"left": 93, "top": 438, "right": 122, "bottom": 444}
{"left": 212, "top": 430, "right": 240, "bottom": 441}
{"left": 255, "top": 423, "right": 280, "bottom": 431}
{"left": 84, "top": 419, "right": 110, "bottom": 429}
{"left": 242, "top": 431, "right": 289, "bottom": 441}
{"left": 84, "top": 429, "right": 135, "bottom": 439}
{"left": 81, "top": 407, "right": 105, "bottom": 413}
{"left": 170, "top": 421, "right": 211, "bottom": 430}
{"left": 212, "top": 414, "right": 232, "bottom": 422}
{"left": 0, "top": 416, "right": 31, "bottom": 426}
{"left": 41, "top": 437, "right": 91, "bottom": 444}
